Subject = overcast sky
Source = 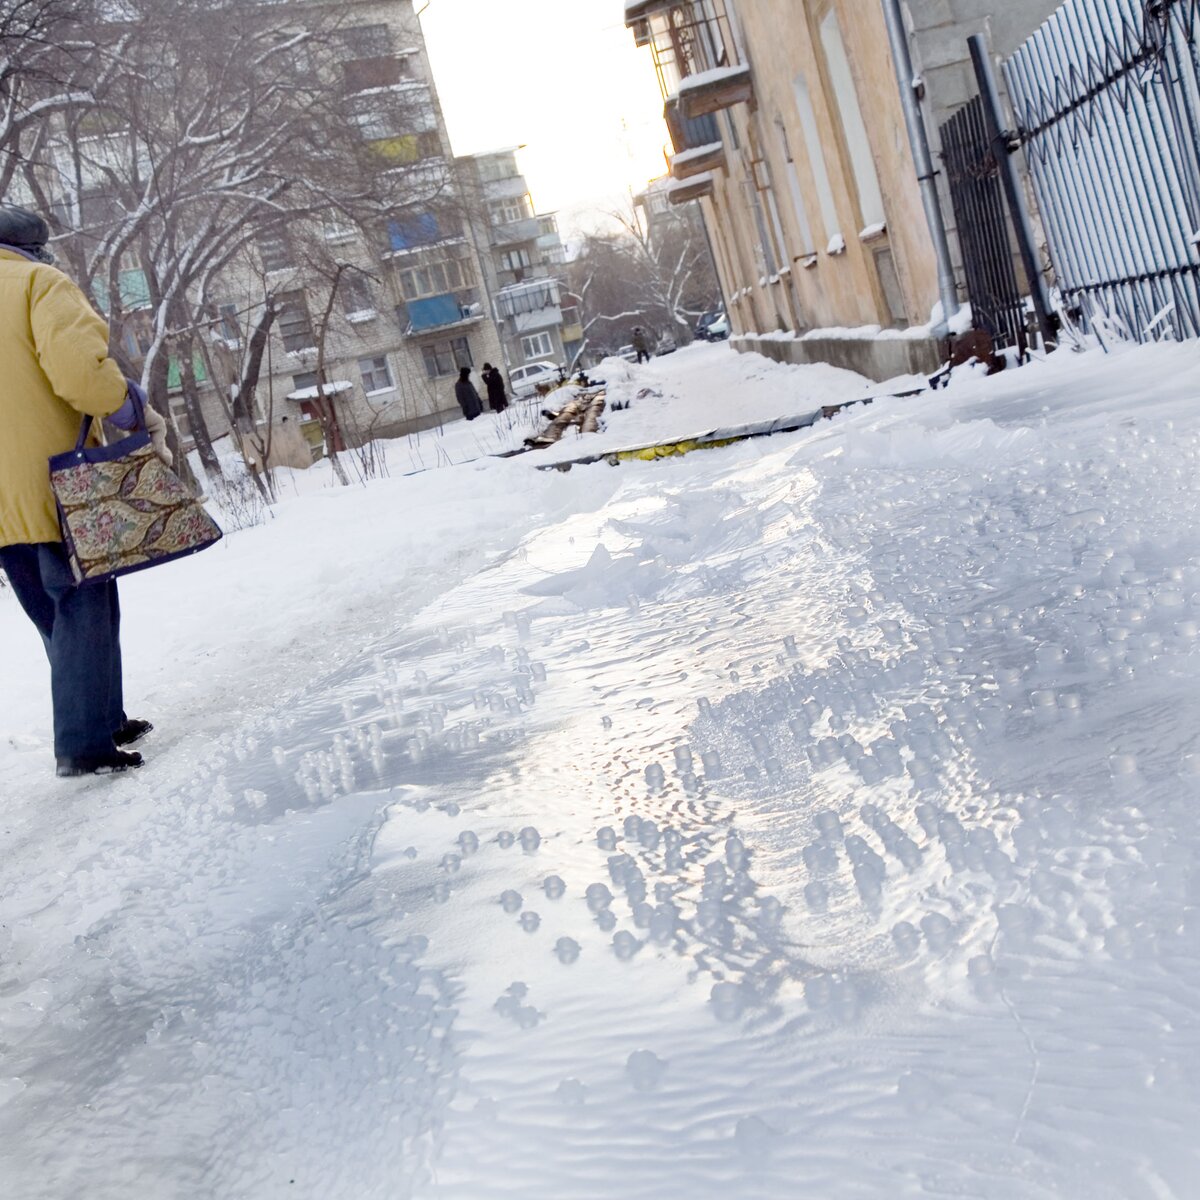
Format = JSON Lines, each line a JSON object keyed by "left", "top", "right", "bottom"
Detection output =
{"left": 419, "top": 0, "right": 670, "bottom": 237}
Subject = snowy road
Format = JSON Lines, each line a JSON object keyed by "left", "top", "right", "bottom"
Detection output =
{"left": 2, "top": 343, "right": 1200, "bottom": 1197}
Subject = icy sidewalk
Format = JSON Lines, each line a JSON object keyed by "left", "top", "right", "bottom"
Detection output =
{"left": 2, "top": 342, "right": 1200, "bottom": 1198}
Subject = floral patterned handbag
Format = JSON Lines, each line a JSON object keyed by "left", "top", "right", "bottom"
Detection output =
{"left": 49, "top": 404, "right": 223, "bottom": 585}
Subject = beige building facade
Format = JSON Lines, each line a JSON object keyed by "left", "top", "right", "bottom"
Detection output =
{"left": 625, "top": 0, "right": 1059, "bottom": 380}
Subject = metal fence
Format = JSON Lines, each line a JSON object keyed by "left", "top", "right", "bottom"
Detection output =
{"left": 1005, "top": 0, "right": 1200, "bottom": 341}
{"left": 940, "top": 97, "right": 1029, "bottom": 352}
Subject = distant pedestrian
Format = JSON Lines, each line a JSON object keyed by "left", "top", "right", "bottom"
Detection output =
{"left": 481, "top": 362, "right": 509, "bottom": 413}
{"left": 631, "top": 325, "right": 651, "bottom": 364}
{"left": 0, "top": 204, "right": 162, "bottom": 777}
{"left": 455, "top": 366, "right": 483, "bottom": 421}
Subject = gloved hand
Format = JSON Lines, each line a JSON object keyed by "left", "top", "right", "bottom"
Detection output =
{"left": 109, "top": 380, "right": 148, "bottom": 430}
{"left": 142, "top": 404, "right": 173, "bottom": 467}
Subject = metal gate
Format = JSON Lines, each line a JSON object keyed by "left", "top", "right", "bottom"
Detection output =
{"left": 1005, "top": 0, "right": 1200, "bottom": 341}
{"left": 940, "top": 97, "right": 1029, "bottom": 352}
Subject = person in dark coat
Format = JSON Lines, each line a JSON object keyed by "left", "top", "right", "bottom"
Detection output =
{"left": 455, "top": 366, "right": 483, "bottom": 421}
{"left": 631, "top": 325, "right": 651, "bottom": 364}
{"left": 480, "top": 362, "right": 509, "bottom": 413}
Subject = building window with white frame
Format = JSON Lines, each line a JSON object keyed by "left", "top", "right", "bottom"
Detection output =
{"left": 501, "top": 247, "right": 532, "bottom": 272}
{"left": 421, "top": 336, "right": 472, "bottom": 379}
{"left": 521, "top": 331, "right": 554, "bottom": 359}
{"left": 819, "top": 10, "right": 886, "bottom": 232}
{"left": 792, "top": 72, "right": 841, "bottom": 246}
{"left": 489, "top": 196, "right": 530, "bottom": 226}
{"left": 397, "top": 255, "right": 471, "bottom": 301}
{"left": 359, "top": 355, "right": 394, "bottom": 394}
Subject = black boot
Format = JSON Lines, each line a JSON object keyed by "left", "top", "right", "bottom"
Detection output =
{"left": 113, "top": 718, "right": 154, "bottom": 747}
{"left": 56, "top": 750, "right": 144, "bottom": 777}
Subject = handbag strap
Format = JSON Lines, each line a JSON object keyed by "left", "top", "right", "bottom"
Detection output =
{"left": 74, "top": 385, "right": 146, "bottom": 451}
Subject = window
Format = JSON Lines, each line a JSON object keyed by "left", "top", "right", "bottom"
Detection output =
{"left": 339, "top": 24, "right": 393, "bottom": 60}
{"left": 819, "top": 11, "right": 886, "bottom": 229}
{"left": 397, "top": 255, "right": 471, "bottom": 300}
{"left": 386, "top": 212, "right": 443, "bottom": 252}
{"left": 258, "top": 231, "right": 292, "bottom": 273}
{"left": 792, "top": 72, "right": 840, "bottom": 241}
{"left": 351, "top": 96, "right": 402, "bottom": 142}
{"left": 420, "top": 336, "right": 472, "bottom": 379}
{"left": 342, "top": 56, "right": 410, "bottom": 93}
{"left": 218, "top": 304, "right": 241, "bottom": 342}
{"left": 292, "top": 371, "right": 319, "bottom": 392}
{"left": 489, "top": 197, "right": 530, "bottom": 226}
{"left": 359, "top": 355, "right": 394, "bottom": 394}
{"left": 521, "top": 331, "right": 554, "bottom": 359}
{"left": 501, "top": 248, "right": 532, "bottom": 272}
{"left": 275, "top": 291, "right": 315, "bottom": 352}
{"left": 340, "top": 272, "right": 375, "bottom": 316}
{"left": 778, "top": 122, "right": 816, "bottom": 256}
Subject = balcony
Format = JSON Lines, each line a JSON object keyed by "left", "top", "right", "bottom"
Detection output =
{"left": 402, "top": 291, "right": 485, "bottom": 334}
{"left": 669, "top": 140, "right": 725, "bottom": 180}
{"left": 663, "top": 97, "right": 720, "bottom": 155}
{"left": 625, "top": 0, "right": 753, "bottom": 119}
{"left": 495, "top": 278, "right": 563, "bottom": 335}
{"left": 667, "top": 171, "right": 715, "bottom": 205}
{"left": 489, "top": 215, "right": 541, "bottom": 248}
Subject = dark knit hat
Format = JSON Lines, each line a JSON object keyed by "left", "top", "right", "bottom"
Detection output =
{"left": 0, "top": 205, "right": 54, "bottom": 263}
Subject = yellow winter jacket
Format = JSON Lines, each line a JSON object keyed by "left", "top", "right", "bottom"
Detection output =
{"left": 0, "top": 247, "right": 128, "bottom": 547}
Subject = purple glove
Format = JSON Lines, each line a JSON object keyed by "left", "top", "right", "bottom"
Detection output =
{"left": 109, "top": 380, "right": 147, "bottom": 430}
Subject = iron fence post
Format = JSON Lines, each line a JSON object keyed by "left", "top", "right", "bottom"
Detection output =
{"left": 968, "top": 34, "right": 1057, "bottom": 349}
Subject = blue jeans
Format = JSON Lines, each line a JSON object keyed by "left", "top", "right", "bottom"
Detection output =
{"left": 0, "top": 542, "right": 124, "bottom": 759}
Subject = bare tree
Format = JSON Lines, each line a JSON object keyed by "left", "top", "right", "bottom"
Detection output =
{"left": 6, "top": 0, "right": 456, "bottom": 489}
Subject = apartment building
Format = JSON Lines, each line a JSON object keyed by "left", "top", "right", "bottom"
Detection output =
{"left": 189, "top": 0, "right": 505, "bottom": 466}
{"left": 456, "top": 148, "right": 583, "bottom": 374}
{"left": 624, "top": 0, "right": 1055, "bottom": 380}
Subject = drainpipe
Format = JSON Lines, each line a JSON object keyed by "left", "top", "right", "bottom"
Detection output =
{"left": 879, "top": 0, "right": 962, "bottom": 335}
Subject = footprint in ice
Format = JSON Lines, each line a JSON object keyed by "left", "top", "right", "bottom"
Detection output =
{"left": 496, "top": 831, "right": 515, "bottom": 849}
{"left": 500, "top": 890, "right": 524, "bottom": 914}
{"left": 612, "top": 930, "right": 642, "bottom": 960}
{"left": 626, "top": 1050, "right": 667, "bottom": 1092}
{"left": 556, "top": 1078, "right": 587, "bottom": 1106}
{"left": 543, "top": 875, "right": 566, "bottom": 900}
{"left": 586, "top": 883, "right": 613, "bottom": 913}
{"left": 494, "top": 983, "right": 542, "bottom": 1029}
{"left": 554, "top": 937, "right": 581, "bottom": 964}
{"left": 519, "top": 826, "right": 542, "bottom": 852}
{"left": 734, "top": 1115, "right": 777, "bottom": 1161}
{"left": 710, "top": 981, "right": 746, "bottom": 1023}
{"left": 520, "top": 911, "right": 541, "bottom": 933}
{"left": 458, "top": 831, "right": 480, "bottom": 855}
{"left": 596, "top": 826, "right": 618, "bottom": 851}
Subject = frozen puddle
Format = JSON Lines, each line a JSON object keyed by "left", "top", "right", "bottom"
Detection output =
{"left": 3, "top": 387, "right": 1200, "bottom": 1198}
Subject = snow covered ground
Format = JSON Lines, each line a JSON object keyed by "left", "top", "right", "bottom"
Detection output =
{"left": 2, "top": 339, "right": 1200, "bottom": 1198}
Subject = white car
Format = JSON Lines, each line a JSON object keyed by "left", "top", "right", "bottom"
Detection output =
{"left": 705, "top": 312, "right": 730, "bottom": 340}
{"left": 509, "top": 361, "right": 563, "bottom": 399}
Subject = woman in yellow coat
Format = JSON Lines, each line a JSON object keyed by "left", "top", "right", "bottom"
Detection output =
{"left": 0, "top": 205, "right": 160, "bottom": 776}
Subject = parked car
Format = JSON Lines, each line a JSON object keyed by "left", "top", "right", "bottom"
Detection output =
{"left": 695, "top": 309, "right": 729, "bottom": 341}
{"left": 509, "top": 361, "right": 563, "bottom": 399}
{"left": 617, "top": 344, "right": 639, "bottom": 363}
{"left": 705, "top": 311, "right": 730, "bottom": 341}
{"left": 655, "top": 333, "right": 677, "bottom": 356}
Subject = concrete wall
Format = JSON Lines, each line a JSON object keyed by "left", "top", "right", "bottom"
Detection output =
{"left": 734, "top": 332, "right": 942, "bottom": 382}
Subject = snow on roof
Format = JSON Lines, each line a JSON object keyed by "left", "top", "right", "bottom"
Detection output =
{"left": 670, "top": 142, "right": 724, "bottom": 167}
{"left": 675, "top": 64, "right": 752, "bottom": 95}
{"left": 667, "top": 170, "right": 715, "bottom": 193}
{"left": 286, "top": 380, "right": 354, "bottom": 402}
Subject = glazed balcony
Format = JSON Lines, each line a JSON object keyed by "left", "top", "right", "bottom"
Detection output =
{"left": 625, "top": 0, "right": 753, "bottom": 121}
